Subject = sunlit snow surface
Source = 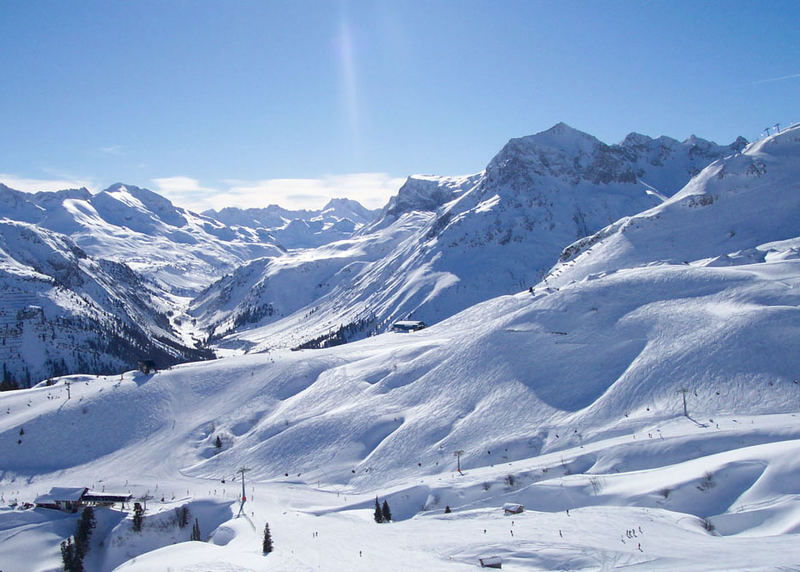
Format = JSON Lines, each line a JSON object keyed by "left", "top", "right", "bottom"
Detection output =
{"left": 1, "top": 126, "right": 799, "bottom": 570}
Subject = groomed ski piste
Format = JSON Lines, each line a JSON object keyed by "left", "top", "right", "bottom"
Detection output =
{"left": 1, "top": 126, "right": 799, "bottom": 571}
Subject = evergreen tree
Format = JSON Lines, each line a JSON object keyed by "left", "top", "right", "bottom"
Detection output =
{"left": 61, "top": 537, "right": 74, "bottom": 571}
{"left": 60, "top": 536, "right": 83, "bottom": 572}
{"left": 215, "top": 435, "right": 222, "bottom": 449}
{"left": 381, "top": 499, "right": 392, "bottom": 523}
{"left": 373, "top": 497, "right": 383, "bottom": 523}
{"left": 132, "top": 502, "right": 144, "bottom": 532}
{"left": 191, "top": 517, "right": 202, "bottom": 541}
{"left": 176, "top": 506, "right": 189, "bottom": 528}
{"left": 75, "top": 506, "right": 95, "bottom": 559}
{"left": 262, "top": 522, "right": 273, "bottom": 554}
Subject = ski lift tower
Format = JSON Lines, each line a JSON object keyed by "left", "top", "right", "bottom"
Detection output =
{"left": 677, "top": 388, "right": 689, "bottom": 417}
{"left": 139, "top": 493, "right": 154, "bottom": 512}
{"left": 453, "top": 450, "right": 465, "bottom": 474}
{"left": 237, "top": 467, "right": 250, "bottom": 503}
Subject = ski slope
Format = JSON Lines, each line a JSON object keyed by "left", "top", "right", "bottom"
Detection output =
{"left": 0, "top": 126, "right": 798, "bottom": 570}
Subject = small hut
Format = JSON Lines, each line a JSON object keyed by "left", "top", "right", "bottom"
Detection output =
{"left": 503, "top": 503, "right": 524, "bottom": 515}
{"left": 479, "top": 556, "right": 503, "bottom": 569}
{"left": 391, "top": 320, "right": 426, "bottom": 333}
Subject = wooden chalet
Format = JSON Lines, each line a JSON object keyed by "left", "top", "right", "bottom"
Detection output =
{"left": 35, "top": 487, "right": 132, "bottom": 512}
{"left": 34, "top": 487, "right": 88, "bottom": 512}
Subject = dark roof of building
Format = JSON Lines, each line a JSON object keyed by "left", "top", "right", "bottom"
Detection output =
{"left": 82, "top": 492, "right": 133, "bottom": 502}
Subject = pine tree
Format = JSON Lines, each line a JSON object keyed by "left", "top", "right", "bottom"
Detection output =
{"left": 262, "top": 522, "right": 273, "bottom": 554}
{"left": 373, "top": 497, "right": 383, "bottom": 523}
{"left": 132, "top": 502, "right": 144, "bottom": 532}
{"left": 381, "top": 499, "right": 392, "bottom": 523}
{"left": 191, "top": 517, "right": 202, "bottom": 541}
{"left": 61, "top": 536, "right": 83, "bottom": 572}
{"left": 75, "top": 506, "right": 95, "bottom": 559}
{"left": 61, "top": 537, "right": 73, "bottom": 571}
{"left": 176, "top": 506, "right": 189, "bottom": 528}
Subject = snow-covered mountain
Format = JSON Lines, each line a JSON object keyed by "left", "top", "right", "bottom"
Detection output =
{"left": 0, "top": 219, "right": 212, "bottom": 385}
{"left": 0, "top": 124, "right": 753, "bottom": 383}
{"left": 548, "top": 126, "right": 799, "bottom": 284}
{"left": 0, "top": 182, "right": 382, "bottom": 382}
{"left": 0, "top": 182, "right": 284, "bottom": 295}
{"left": 182, "top": 125, "right": 800, "bottom": 486}
{"left": 204, "top": 198, "right": 379, "bottom": 249}
{"left": 195, "top": 123, "right": 747, "bottom": 351}
{"left": 0, "top": 125, "right": 798, "bottom": 572}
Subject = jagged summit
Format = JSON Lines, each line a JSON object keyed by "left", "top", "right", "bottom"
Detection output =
{"left": 380, "top": 173, "right": 480, "bottom": 221}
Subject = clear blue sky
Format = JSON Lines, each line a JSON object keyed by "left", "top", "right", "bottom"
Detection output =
{"left": 1, "top": 0, "right": 797, "bottom": 210}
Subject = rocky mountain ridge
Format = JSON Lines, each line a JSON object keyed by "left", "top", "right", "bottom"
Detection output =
{"left": 192, "top": 123, "right": 749, "bottom": 352}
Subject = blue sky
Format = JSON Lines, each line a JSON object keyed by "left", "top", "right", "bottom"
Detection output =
{"left": 1, "top": 0, "right": 797, "bottom": 211}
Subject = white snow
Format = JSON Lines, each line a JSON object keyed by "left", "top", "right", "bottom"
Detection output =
{"left": 0, "top": 125, "right": 798, "bottom": 570}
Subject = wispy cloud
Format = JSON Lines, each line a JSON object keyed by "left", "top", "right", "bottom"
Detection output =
{"left": 0, "top": 173, "right": 96, "bottom": 193}
{"left": 154, "top": 173, "right": 404, "bottom": 212}
{"left": 98, "top": 145, "right": 125, "bottom": 156}
{"left": 151, "top": 176, "right": 219, "bottom": 211}
{"left": 752, "top": 72, "right": 800, "bottom": 85}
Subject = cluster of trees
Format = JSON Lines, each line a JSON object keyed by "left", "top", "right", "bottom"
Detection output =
{"left": 1, "top": 362, "right": 27, "bottom": 390}
{"left": 232, "top": 303, "right": 275, "bottom": 329}
{"left": 59, "top": 501, "right": 276, "bottom": 562}
{"left": 60, "top": 506, "right": 95, "bottom": 572}
{"left": 292, "top": 315, "right": 377, "bottom": 350}
{"left": 373, "top": 497, "right": 392, "bottom": 523}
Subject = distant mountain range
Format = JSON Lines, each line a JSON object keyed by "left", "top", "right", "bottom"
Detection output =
{"left": 0, "top": 182, "right": 375, "bottom": 384}
{"left": 0, "top": 123, "right": 752, "bottom": 384}
{"left": 204, "top": 198, "right": 379, "bottom": 249}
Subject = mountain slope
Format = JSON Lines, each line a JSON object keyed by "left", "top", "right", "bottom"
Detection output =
{"left": 1, "top": 127, "right": 799, "bottom": 572}
{"left": 39, "top": 125, "right": 793, "bottom": 487}
{"left": 0, "top": 183, "right": 285, "bottom": 295}
{"left": 0, "top": 220, "right": 211, "bottom": 385}
{"left": 549, "top": 124, "right": 800, "bottom": 285}
{"left": 196, "top": 123, "right": 747, "bottom": 351}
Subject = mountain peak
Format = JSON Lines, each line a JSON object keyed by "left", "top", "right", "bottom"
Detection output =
{"left": 544, "top": 121, "right": 589, "bottom": 136}
{"left": 497, "top": 123, "right": 603, "bottom": 162}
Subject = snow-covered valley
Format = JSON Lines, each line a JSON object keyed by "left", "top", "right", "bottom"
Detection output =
{"left": 1, "top": 123, "right": 799, "bottom": 570}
